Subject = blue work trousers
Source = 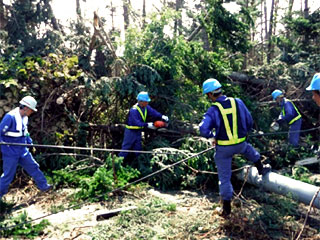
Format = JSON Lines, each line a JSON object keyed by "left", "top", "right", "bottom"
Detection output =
{"left": 214, "top": 141, "right": 260, "bottom": 201}
{"left": 0, "top": 150, "right": 50, "bottom": 197}
{"left": 119, "top": 129, "right": 142, "bottom": 158}
{"left": 288, "top": 119, "right": 302, "bottom": 147}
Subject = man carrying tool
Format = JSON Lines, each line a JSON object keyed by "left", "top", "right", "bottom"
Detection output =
{"left": 0, "top": 96, "right": 51, "bottom": 200}
{"left": 306, "top": 73, "right": 320, "bottom": 107}
{"left": 199, "top": 78, "right": 270, "bottom": 217}
{"left": 119, "top": 91, "right": 169, "bottom": 163}
{"left": 270, "top": 89, "right": 302, "bottom": 147}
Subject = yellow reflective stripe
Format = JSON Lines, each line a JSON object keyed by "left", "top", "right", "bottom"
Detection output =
{"left": 125, "top": 125, "right": 143, "bottom": 130}
{"left": 213, "top": 98, "right": 245, "bottom": 145}
{"left": 134, "top": 104, "right": 147, "bottom": 122}
{"left": 126, "top": 104, "right": 147, "bottom": 130}
{"left": 217, "top": 137, "right": 246, "bottom": 145}
{"left": 282, "top": 99, "right": 301, "bottom": 125}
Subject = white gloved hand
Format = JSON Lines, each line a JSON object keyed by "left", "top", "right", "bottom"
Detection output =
{"left": 162, "top": 115, "right": 169, "bottom": 122}
{"left": 147, "top": 122, "right": 157, "bottom": 130}
{"left": 270, "top": 121, "right": 279, "bottom": 131}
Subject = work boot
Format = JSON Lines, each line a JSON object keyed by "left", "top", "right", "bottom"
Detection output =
{"left": 42, "top": 184, "right": 52, "bottom": 193}
{"left": 221, "top": 200, "right": 231, "bottom": 217}
{"left": 254, "top": 160, "right": 271, "bottom": 176}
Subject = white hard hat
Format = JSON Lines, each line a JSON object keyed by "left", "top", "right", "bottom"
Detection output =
{"left": 20, "top": 96, "right": 37, "bottom": 112}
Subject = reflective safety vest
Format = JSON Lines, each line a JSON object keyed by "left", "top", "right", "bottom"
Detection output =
{"left": 282, "top": 99, "right": 301, "bottom": 125}
{"left": 125, "top": 104, "right": 147, "bottom": 130}
{"left": 4, "top": 129, "right": 29, "bottom": 137}
{"left": 213, "top": 98, "right": 246, "bottom": 145}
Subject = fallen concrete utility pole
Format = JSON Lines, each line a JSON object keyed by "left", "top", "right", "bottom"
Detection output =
{"left": 237, "top": 166, "right": 320, "bottom": 209}
{"left": 295, "top": 157, "right": 320, "bottom": 166}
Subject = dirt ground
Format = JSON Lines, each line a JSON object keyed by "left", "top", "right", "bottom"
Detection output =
{"left": 0, "top": 185, "right": 219, "bottom": 240}
{"left": 1, "top": 181, "right": 320, "bottom": 240}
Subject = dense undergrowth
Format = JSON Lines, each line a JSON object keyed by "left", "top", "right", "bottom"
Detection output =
{"left": 0, "top": 2, "right": 320, "bottom": 239}
{"left": 0, "top": 134, "right": 319, "bottom": 239}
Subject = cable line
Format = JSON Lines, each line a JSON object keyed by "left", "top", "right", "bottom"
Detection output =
{"left": 0, "top": 146, "right": 215, "bottom": 231}
{"left": 0, "top": 142, "right": 182, "bottom": 155}
{"left": 0, "top": 126, "right": 319, "bottom": 231}
{"left": 249, "top": 126, "right": 320, "bottom": 138}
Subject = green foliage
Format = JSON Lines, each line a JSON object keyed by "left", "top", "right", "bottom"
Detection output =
{"left": 51, "top": 168, "right": 83, "bottom": 188}
{"left": 3, "top": 0, "right": 63, "bottom": 57}
{"left": 255, "top": 193, "right": 299, "bottom": 233}
{"left": 138, "top": 136, "right": 218, "bottom": 191}
{"left": 0, "top": 200, "right": 15, "bottom": 217}
{"left": 269, "top": 144, "right": 314, "bottom": 170}
{"left": 203, "top": 0, "right": 250, "bottom": 54}
{"left": 89, "top": 197, "right": 176, "bottom": 239}
{"left": 75, "top": 155, "right": 139, "bottom": 201}
{"left": 289, "top": 166, "right": 319, "bottom": 185}
{"left": 123, "top": 8, "right": 239, "bottom": 121}
{"left": 0, "top": 211, "right": 50, "bottom": 239}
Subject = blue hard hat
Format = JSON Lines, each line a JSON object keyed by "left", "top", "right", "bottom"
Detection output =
{"left": 137, "top": 91, "right": 151, "bottom": 102}
{"left": 306, "top": 73, "right": 320, "bottom": 91}
{"left": 202, "top": 78, "right": 222, "bottom": 94}
{"left": 271, "top": 89, "right": 283, "bottom": 100}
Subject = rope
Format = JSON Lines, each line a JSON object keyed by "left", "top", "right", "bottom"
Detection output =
{"left": 0, "top": 126, "right": 318, "bottom": 153}
{"left": 249, "top": 126, "right": 320, "bottom": 138}
{"left": 0, "top": 146, "right": 215, "bottom": 231}
{"left": 0, "top": 142, "right": 182, "bottom": 155}
{"left": 0, "top": 126, "right": 319, "bottom": 231}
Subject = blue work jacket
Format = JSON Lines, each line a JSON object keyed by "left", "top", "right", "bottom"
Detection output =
{"left": 277, "top": 98, "right": 301, "bottom": 125}
{"left": 199, "top": 95, "right": 253, "bottom": 143}
{"left": 0, "top": 107, "right": 32, "bottom": 156}
{"left": 126, "top": 103, "right": 162, "bottom": 130}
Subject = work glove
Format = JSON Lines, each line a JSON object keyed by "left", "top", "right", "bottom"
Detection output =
{"left": 270, "top": 121, "right": 279, "bottom": 132}
{"left": 31, "top": 147, "right": 36, "bottom": 154}
{"left": 162, "top": 115, "right": 169, "bottom": 122}
{"left": 147, "top": 122, "right": 157, "bottom": 130}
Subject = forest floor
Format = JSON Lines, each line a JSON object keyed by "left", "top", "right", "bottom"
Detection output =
{"left": 1, "top": 178, "right": 320, "bottom": 240}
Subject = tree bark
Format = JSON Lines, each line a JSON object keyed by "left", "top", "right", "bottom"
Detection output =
{"left": 123, "top": 0, "right": 130, "bottom": 30}
{"left": 272, "top": 0, "right": 279, "bottom": 36}
{"left": 304, "top": 0, "right": 309, "bottom": 19}
{"left": 267, "top": 0, "right": 275, "bottom": 63}
{"left": 142, "top": 0, "right": 146, "bottom": 28}
{"left": 174, "top": 0, "right": 183, "bottom": 36}
{"left": 76, "top": 0, "right": 81, "bottom": 19}
{"left": 264, "top": 0, "right": 268, "bottom": 40}
{"left": 0, "top": 0, "right": 6, "bottom": 29}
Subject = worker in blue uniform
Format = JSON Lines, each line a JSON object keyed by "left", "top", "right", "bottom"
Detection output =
{"left": 270, "top": 90, "right": 302, "bottom": 147}
{"left": 119, "top": 91, "right": 169, "bottom": 162}
{"left": 306, "top": 73, "right": 320, "bottom": 107}
{"left": 199, "top": 78, "right": 270, "bottom": 217}
{"left": 0, "top": 96, "right": 51, "bottom": 199}
{"left": 306, "top": 73, "right": 320, "bottom": 156}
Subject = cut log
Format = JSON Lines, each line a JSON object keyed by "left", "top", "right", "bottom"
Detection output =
{"left": 96, "top": 206, "right": 137, "bottom": 221}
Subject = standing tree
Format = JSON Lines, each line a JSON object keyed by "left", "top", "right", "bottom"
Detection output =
{"left": 0, "top": 0, "right": 6, "bottom": 29}
{"left": 123, "top": 0, "right": 130, "bottom": 30}
{"left": 267, "top": 0, "right": 275, "bottom": 63}
{"left": 173, "top": 0, "right": 183, "bottom": 36}
{"left": 3, "top": 0, "right": 63, "bottom": 56}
